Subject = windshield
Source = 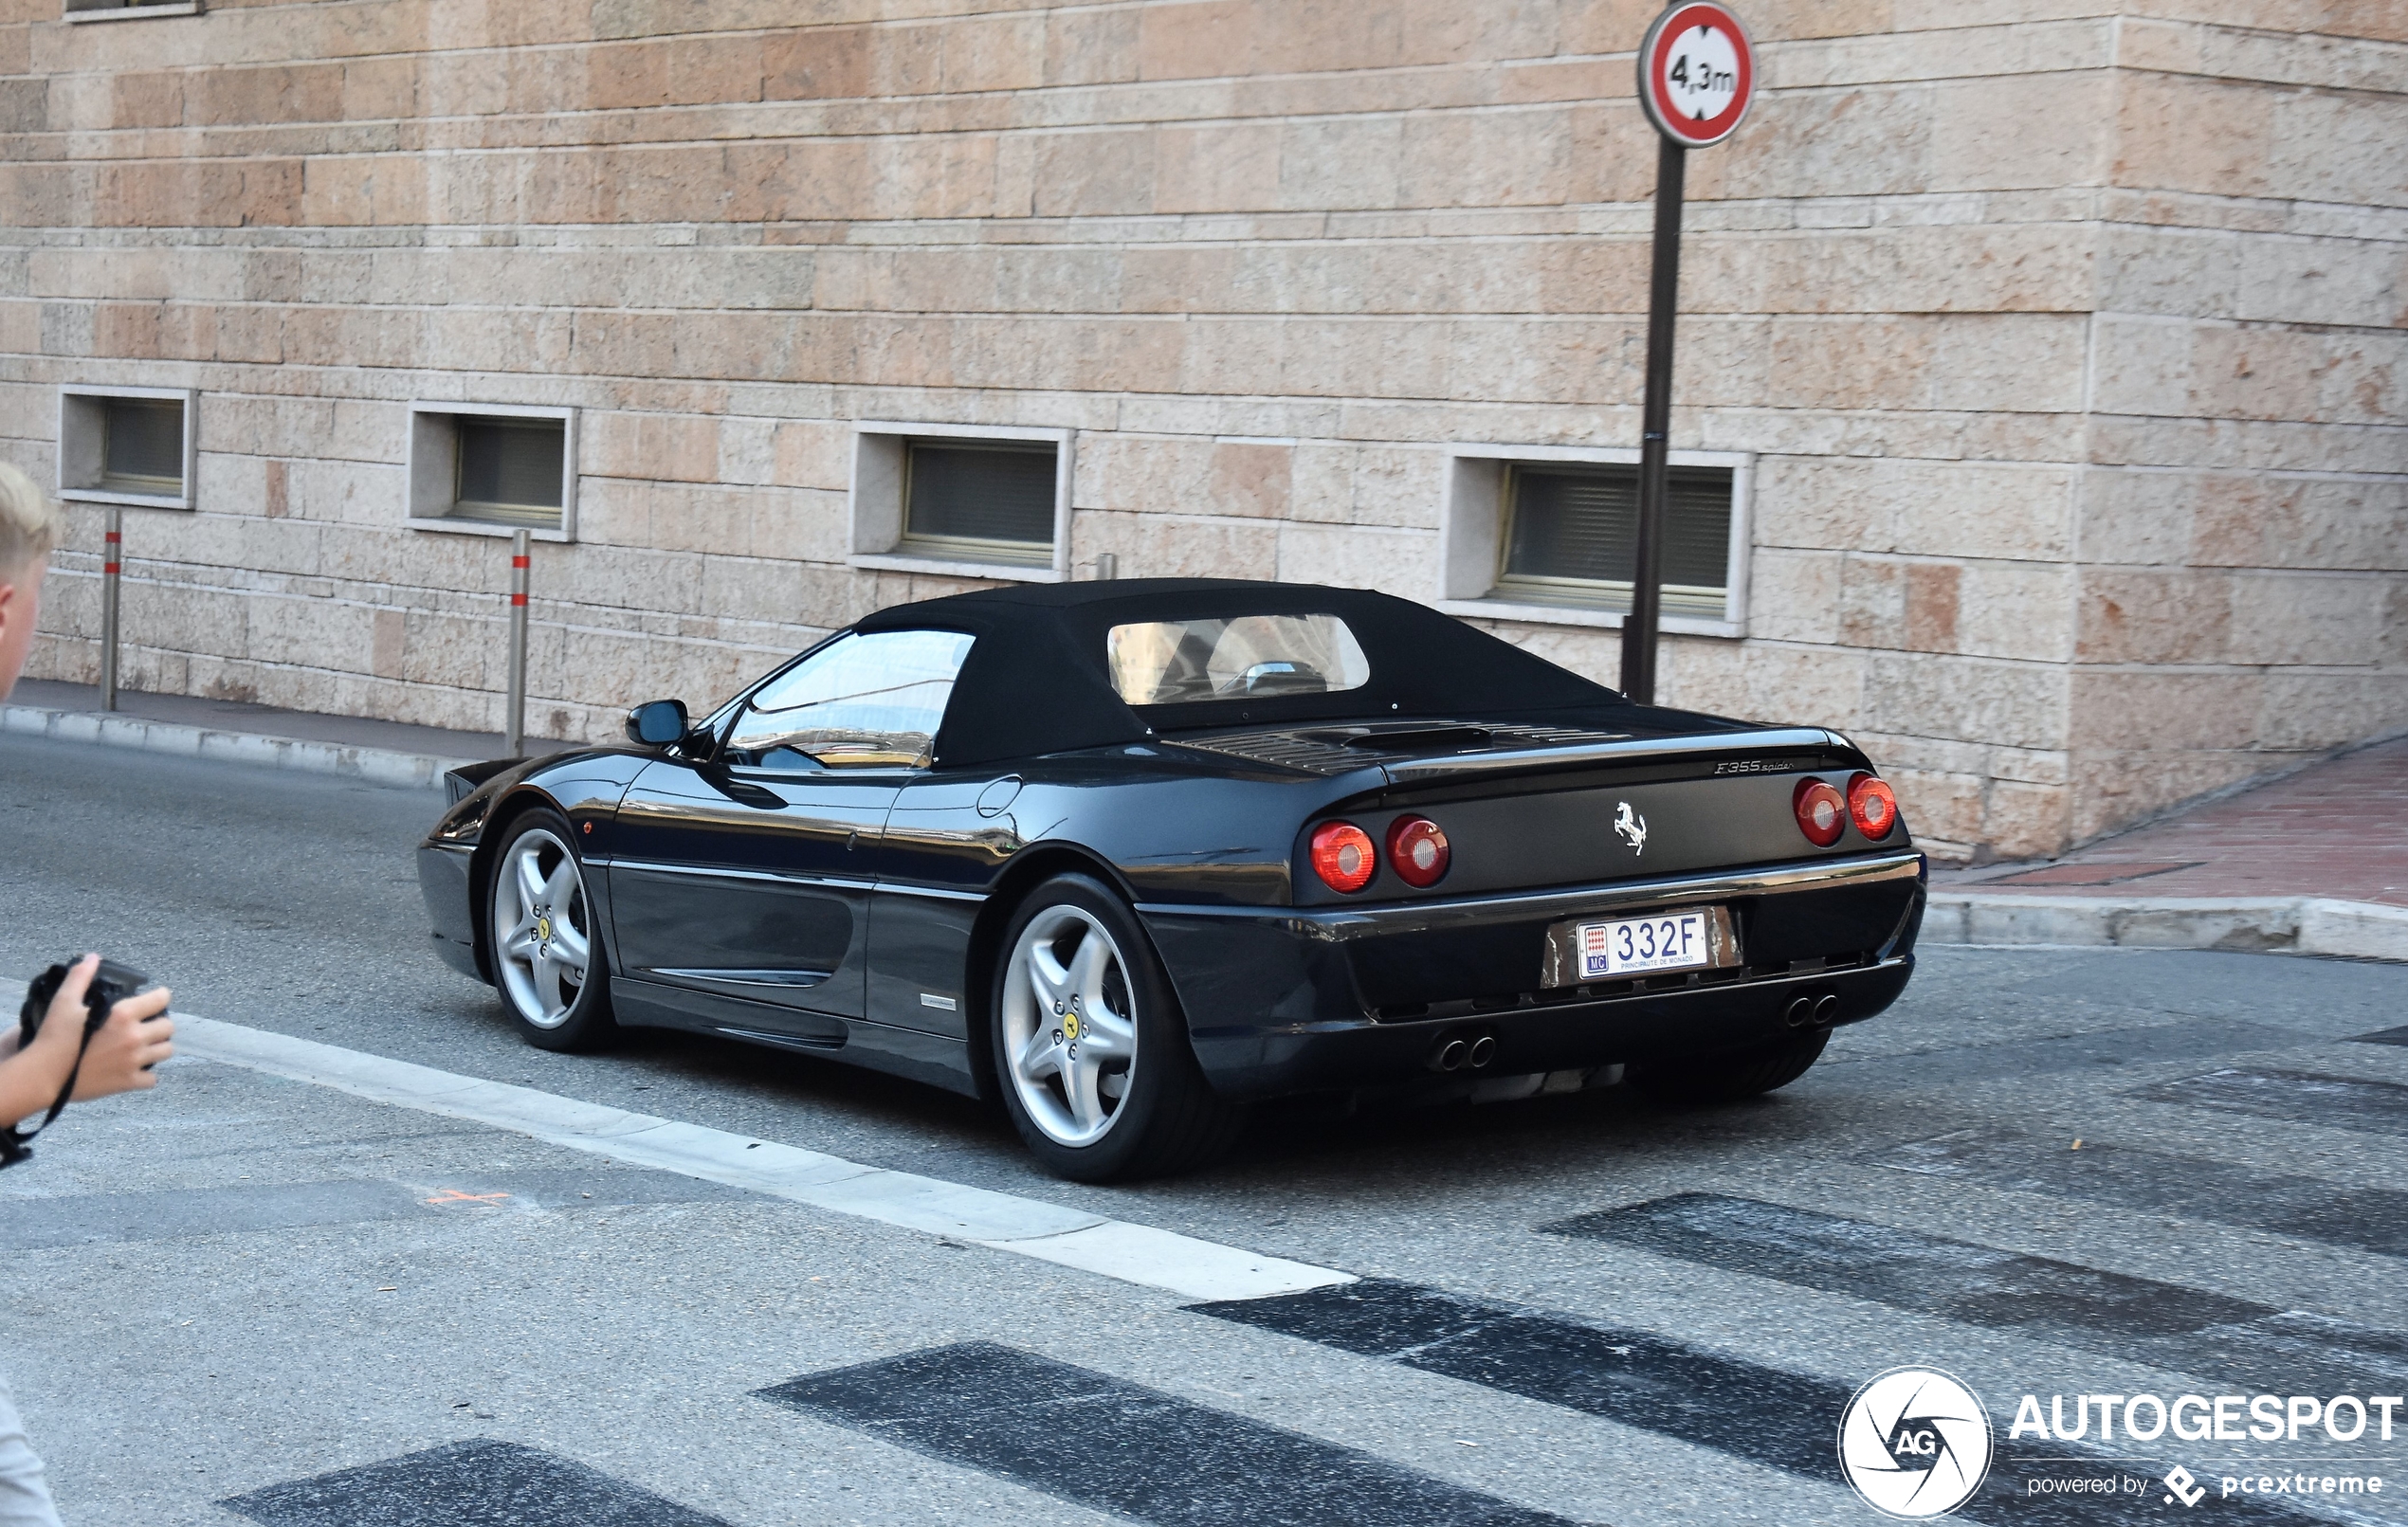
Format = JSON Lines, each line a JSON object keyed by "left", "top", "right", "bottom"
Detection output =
{"left": 1106, "top": 614, "right": 1371, "bottom": 706}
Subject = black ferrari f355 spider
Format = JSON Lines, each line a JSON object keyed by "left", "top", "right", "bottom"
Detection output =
{"left": 418, "top": 579, "right": 1923, "bottom": 1180}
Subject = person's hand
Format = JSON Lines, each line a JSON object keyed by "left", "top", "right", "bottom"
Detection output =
{"left": 69, "top": 980, "right": 173, "bottom": 1101}
{"left": 18, "top": 954, "right": 102, "bottom": 1082}
{"left": 27, "top": 955, "right": 173, "bottom": 1101}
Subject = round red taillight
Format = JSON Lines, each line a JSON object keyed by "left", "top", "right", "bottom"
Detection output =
{"left": 1308, "top": 821, "right": 1377, "bottom": 893}
{"left": 1847, "top": 772, "right": 1899, "bottom": 841}
{"left": 1385, "top": 816, "right": 1450, "bottom": 888}
{"left": 1794, "top": 778, "right": 1848, "bottom": 848}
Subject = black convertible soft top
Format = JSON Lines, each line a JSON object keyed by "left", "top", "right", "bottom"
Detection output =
{"left": 853, "top": 579, "right": 1630, "bottom": 769}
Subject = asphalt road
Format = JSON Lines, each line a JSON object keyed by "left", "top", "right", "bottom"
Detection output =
{"left": 6, "top": 732, "right": 2408, "bottom": 1527}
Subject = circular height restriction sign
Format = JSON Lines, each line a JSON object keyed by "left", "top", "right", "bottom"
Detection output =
{"left": 1639, "top": 3, "right": 1756, "bottom": 147}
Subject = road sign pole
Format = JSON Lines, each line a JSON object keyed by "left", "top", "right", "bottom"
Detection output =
{"left": 1626, "top": 2, "right": 1755, "bottom": 706}
{"left": 1622, "top": 134, "right": 1687, "bottom": 705}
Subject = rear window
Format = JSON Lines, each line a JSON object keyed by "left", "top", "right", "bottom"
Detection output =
{"left": 1107, "top": 615, "right": 1371, "bottom": 705}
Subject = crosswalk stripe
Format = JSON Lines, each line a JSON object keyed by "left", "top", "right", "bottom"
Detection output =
{"left": 1192, "top": 1279, "right": 2326, "bottom": 1526}
{"left": 223, "top": 1439, "right": 729, "bottom": 1527}
{"left": 1545, "top": 1193, "right": 2408, "bottom": 1403}
{"left": 1877, "top": 1128, "right": 2408, "bottom": 1259}
{"left": 757, "top": 1341, "right": 1584, "bottom": 1527}
{"left": 2140, "top": 1067, "right": 2408, "bottom": 1136}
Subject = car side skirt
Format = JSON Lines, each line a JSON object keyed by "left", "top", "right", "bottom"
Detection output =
{"left": 608, "top": 975, "right": 982, "bottom": 1099}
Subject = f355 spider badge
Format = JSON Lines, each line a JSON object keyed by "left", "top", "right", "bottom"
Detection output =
{"left": 1614, "top": 801, "right": 1648, "bottom": 856}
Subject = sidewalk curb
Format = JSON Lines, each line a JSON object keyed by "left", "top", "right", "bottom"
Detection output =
{"left": 1, "top": 702, "right": 473, "bottom": 791}
{"left": 1923, "top": 893, "right": 2408, "bottom": 963}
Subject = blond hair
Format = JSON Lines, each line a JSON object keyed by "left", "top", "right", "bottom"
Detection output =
{"left": 0, "top": 461, "right": 59, "bottom": 578}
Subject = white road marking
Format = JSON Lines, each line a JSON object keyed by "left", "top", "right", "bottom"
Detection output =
{"left": 173, "top": 1014, "right": 1356, "bottom": 1302}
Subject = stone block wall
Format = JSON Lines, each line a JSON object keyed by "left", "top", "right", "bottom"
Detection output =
{"left": 2, "top": 0, "right": 2400, "bottom": 860}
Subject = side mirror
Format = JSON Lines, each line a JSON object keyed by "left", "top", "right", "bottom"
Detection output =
{"left": 626, "top": 699, "right": 690, "bottom": 748}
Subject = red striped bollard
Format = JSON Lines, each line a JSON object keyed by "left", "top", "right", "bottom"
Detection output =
{"left": 100, "top": 507, "right": 122, "bottom": 711}
{"left": 504, "top": 529, "right": 529, "bottom": 756}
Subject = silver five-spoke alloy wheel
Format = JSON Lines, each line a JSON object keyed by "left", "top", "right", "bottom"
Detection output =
{"left": 999, "top": 905, "right": 1139, "bottom": 1148}
{"left": 492, "top": 827, "right": 593, "bottom": 1029}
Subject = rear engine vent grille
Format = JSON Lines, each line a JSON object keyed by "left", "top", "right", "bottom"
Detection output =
{"left": 1171, "top": 721, "right": 1626, "bottom": 776}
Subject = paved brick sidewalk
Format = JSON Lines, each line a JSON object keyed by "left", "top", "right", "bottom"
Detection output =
{"left": 1934, "top": 736, "right": 2408, "bottom": 910}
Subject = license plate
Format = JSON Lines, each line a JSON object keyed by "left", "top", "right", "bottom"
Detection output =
{"left": 1578, "top": 910, "right": 1714, "bottom": 979}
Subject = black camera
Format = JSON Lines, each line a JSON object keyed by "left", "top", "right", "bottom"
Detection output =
{"left": 20, "top": 958, "right": 149, "bottom": 1049}
{"left": 5, "top": 957, "right": 152, "bottom": 1169}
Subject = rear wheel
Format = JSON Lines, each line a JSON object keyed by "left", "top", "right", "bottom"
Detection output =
{"left": 1629, "top": 1027, "right": 1828, "bottom": 1105}
{"left": 488, "top": 808, "right": 616, "bottom": 1052}
{"left": 992, "top": 874, "right": 1242, "bottom": 1182}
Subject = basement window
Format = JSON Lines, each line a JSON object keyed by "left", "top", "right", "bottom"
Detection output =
{"left": 406, "top": 404, "right": 577, "bottom": 541}
{"left": 900, "top": 441, "right": 1057, "bottom": 565}
{"left": 58, "top": 386, "right": 196, "bottom": 509}
{"left": 1497, "top": 463, "right": 1735, "bottom": 619}
{"left": 1437, "top": 445, "right": 1752, "bottom": 636}
{"left": 848, "top": 424, "right": 1071, "bottom": 582}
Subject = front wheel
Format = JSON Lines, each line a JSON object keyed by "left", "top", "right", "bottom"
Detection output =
{"left": 487, "top": 808, "right": 616, "bottom": 1052}
{"left": 991, "top": 874, "right": 1241, "bottom": 1182}
{"left": 1628, "top": 1027, "right": 1829, "bottom": 1105}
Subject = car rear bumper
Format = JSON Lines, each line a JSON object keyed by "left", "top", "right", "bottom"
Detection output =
{"left": 1140, "top": 850, "right": 1924, "bottom": 1099}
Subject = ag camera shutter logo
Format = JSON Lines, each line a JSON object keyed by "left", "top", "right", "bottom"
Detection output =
{"left": 1838, "top": 1367, "right": 1995, "bottom": 1518}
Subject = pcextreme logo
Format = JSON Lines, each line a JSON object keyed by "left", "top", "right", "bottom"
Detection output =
{"left": 1838, "top": 1367, "right": 1995, "bottom": 1518}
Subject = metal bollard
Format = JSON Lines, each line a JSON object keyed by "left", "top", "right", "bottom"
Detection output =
{"left": 503, "top": 529, "right": 529, "bottom": 757}
{"left": 99, "top": 507, "right": 121, "bottom": 711}
{"left": 1091, "top": 552, "right": 1118, "bottom": 581}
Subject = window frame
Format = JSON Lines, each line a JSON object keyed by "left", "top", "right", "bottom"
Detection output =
{"left": 404, "top": 402, "right": 577, "bottom": 543}
{"left": 848, "top": 422, "right": 1072, "bottom": 584}
{"left": 1436, "top": 443, "right": 1751, "bottom": 638}
{"left": 64, "top": 0, "right": 203, "bottom": 21}
{"left": 57, "top": 385, "right": 198, "bottom": 511}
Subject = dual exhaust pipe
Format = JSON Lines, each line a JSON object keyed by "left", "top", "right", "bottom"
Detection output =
{"left": 1431, "top": 991, "right": 1837, "bottom": 1073}
{"left": 1430, "top": 1029, "right": 1496, "bottom": 1072}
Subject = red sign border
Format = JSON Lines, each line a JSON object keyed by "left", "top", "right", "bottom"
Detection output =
{"left": 1639, "top": 3, "right": 1756, "bottom": 148}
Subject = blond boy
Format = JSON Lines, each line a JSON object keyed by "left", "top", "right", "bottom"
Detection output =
{"left": 0, "top": 460, "right": 175, "bottom": 1526}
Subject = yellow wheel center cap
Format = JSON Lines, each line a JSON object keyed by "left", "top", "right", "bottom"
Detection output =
{"left": 1063, "top": 1011, "right": 1081, "bottom": 1041}
{"left": 537, "top": 916, "right": 553, "bottom": 942}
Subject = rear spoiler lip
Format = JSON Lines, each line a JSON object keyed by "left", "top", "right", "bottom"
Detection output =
{"left": 1377, "top": 726, "right": 1851, "bottom": 787}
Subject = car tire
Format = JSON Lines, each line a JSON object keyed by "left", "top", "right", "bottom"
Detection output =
{"left": 990, "top": 873, "right": 1243, "bottom": 1183}
{"left": 1628, "top": 1027, "right": 1828, "bottom": 1105}
{"left": 486, "top": 806, "right": 617, "bottom": 1053}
